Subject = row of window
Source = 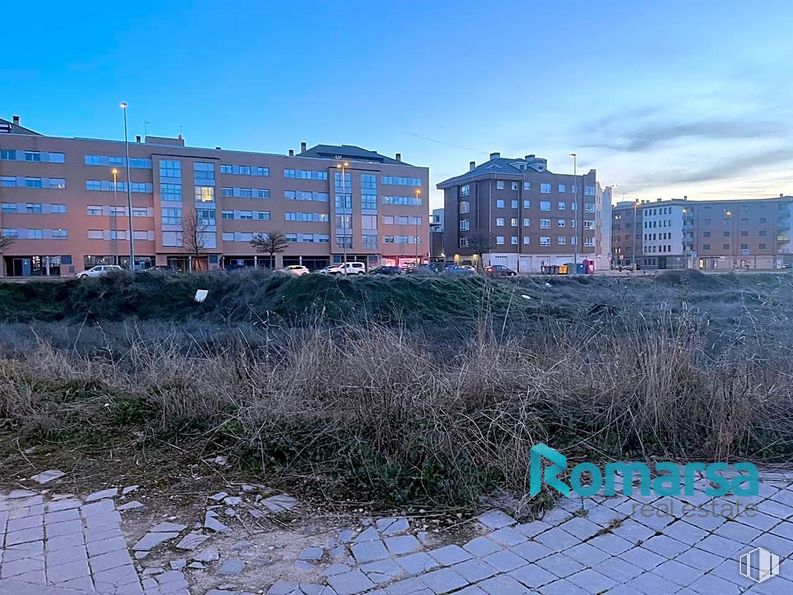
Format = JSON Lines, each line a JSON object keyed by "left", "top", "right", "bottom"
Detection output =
{"left": 221, "top": 187, "right": 271, "bottom": 199}
{"left": 382, "top": 196, "right": 422, "bottom": 206}
{"left": 489, "top": 198, "right": 596, "bottom": 212}
{"left": 220, "top": 164, "right": 270, "bottom": 177}
{"left": 85, "top": 155, "right": 152, "bottom": 168}
{"left": 382, "top": 176, "right": 422, "bottom": 186}
{"left": 701, "top": 243, "right": 766, "bottom": 251}
{"left": 1, "top": 176, "right": 66, "bottom": 189}
{"left": 86, "top": 180, "right": 153, "bottom": 193}
{"left": 1, "top": 228, "right": 68, "bottom": 239}
{"left": 0, "top": 150, "right": 64, "bottom": 163}
{"left": 285, "top": 212, "right": 329, "bottom": 222}
{"left": 383, "top": 235, "right": 422, "bottom": 244}
{"left": 1, "top": 202, "right": 67, "bottom": 214}
{"left": 488, "top": 181, "right": 597, "bottom": 196}
{"left": 284, "top": 190, "right": 328, "bottom": 202}
{"left": 86, "top": 230, "right": 155, "bottom": 241}
{"left": 459, "top": 235, "right": 595, "bottom": 248}
{"left": 645, "top": 232, "right": 673, "bottom": 241}
{"left": 86, "top": 206, "right": 151, "bottom": 217}
{"left": 645, "top": 245, "right": 675, "bottom": 253}
{"left": 487, "top": 217, "right": 595, "bottom": 229}
{"left": 284, "top": 169, "right": 328, "bottom": 180}
{"left": 220, "top": 210, "right": 271, "bottom": 221}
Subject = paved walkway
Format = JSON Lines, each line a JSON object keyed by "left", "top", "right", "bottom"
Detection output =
{"left": 1, "top": 468, "right": 792, "bottom": 594}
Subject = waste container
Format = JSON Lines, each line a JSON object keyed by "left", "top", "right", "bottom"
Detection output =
{"left": 576, "top": 263, "right": 585, "bottom": 274}
{"left": 559, "top": 264, "right": 568, "bottom": 275}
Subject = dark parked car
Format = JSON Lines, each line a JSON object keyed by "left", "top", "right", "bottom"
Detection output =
{"left": 485, "top": 264, "right": 517, "bottom": 277}
{"left": 370, "top": 265, "right": 403, "bottom": 275}
{"left": 406, "top": 264, "right": 438, "bottom": 276}
{"left": 443, "top": 265, "right": 477, "bottom": 276}
{"left": 143, "top": 265, "right": 179, "bottom": 274}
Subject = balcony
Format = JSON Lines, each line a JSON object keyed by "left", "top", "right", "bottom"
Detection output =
{"left": 777, "top": 235, "right": 790, "bottom": 243}
{"left": 778, "top": 223, "right": 791, "bottom": 231}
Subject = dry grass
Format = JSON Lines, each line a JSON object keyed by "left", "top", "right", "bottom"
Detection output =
{"left": 1, "top": 303, "right": 791, "bottom": 508}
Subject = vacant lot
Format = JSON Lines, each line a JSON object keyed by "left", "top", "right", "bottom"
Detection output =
{"left": 1, "top": 270, "right": 791, "bottom": 510}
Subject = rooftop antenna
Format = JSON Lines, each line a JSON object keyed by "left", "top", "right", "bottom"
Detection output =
{"left": 179, "top": 124, "right": 184, "bottom": 139}
{"left": 144, "top": 121, "right": 151, "bottom": 137}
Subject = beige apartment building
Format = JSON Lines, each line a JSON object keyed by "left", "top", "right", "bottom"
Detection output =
{"left": 0, "top": 116, "right": 429, "bottom": 276}
{"left": 612, "top": 196, "right": 793, "bottom": 270}
{"left": 438, "top": 153, "right": 612, "bottom": 272}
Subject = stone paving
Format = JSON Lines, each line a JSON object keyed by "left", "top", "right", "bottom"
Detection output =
{"left": 1, "top": 468, "right": 793, "bottom": 594}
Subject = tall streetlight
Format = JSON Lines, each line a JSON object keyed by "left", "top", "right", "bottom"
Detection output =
{"left": 632, "top": 199, "right": 639, "bottom": 272}
{"left": 120, "top": 102, "right": 135, "bottom": 270}
{"left": 414, "top": 188, "right": 421, "bottom": 266}
{"left": 569, "top": 153, "right": 578, "bottom": 271}
{"left": 112, "top": 168, "right": 119, "bottom": 265}
{"left": 335, "top": 162, "right": 350, "bottom": 269}
{"left": 725, "top": 209, "right": 733, "bottom": 269}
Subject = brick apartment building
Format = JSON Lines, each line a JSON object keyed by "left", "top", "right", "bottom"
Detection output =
{"left": 0, "top": 116, "right": 429, "bottom": 276}
{"left": 438, "top": 153, "right": 612, "bottom": 272}
{"left": 612, "top": 196, "right": 793, "bottom": 270}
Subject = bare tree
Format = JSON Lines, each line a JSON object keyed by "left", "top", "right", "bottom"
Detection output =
{"left": 0, "top": 235, "right": 13, "bottom": 276}
{"left": 182, "top": 209, "right": 208, "bottom": 271}
{"left": 250, "top": 231, "right": 289, "bottom": 269}
{"left": 464, "top": 230, "right": 494, "bottom": 272}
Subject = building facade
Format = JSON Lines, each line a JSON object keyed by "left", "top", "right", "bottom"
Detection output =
{"left": 438, "top": 153, "right": 611, "bottom": 272}
{"left": 611, "top": 196, "right": 793, "bottom": 270}
{"left": 0, "top": 117, "right": 429, "bottom": 276}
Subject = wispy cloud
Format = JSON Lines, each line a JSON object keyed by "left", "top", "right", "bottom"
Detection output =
{"left": 587, "top": 120, "right": 787, "bottom": 152}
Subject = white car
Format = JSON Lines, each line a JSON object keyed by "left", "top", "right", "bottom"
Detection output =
{"left": 323, "top": 262, "right": 366, "bottom": 275}
{"left": 76, "top": 265, "right": 124, "bottom": 278}
{"left": 282, "top": 265, "right": 310, "bottom": 276}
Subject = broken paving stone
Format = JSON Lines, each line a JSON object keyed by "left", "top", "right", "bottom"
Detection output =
{"left": 8, "top": 489, "right": 36, "bottom": 498}
{"left": 192, "top": 548, "right": 220, "bottom": 562}
{"left": 150, "top": 522, "right": 187, "bottom": 533}
{"left": 224, "top": 496, "right": 242, "bottom": 506}
{"left": 241, "top": 484, "right": 255, "bottom": 493}
{"left": 299, "top": 546, "right": 324, "bottom": 561}
{"left": 224, "top": 507, "right": 237, "bottom": 517}
{"left": 142, "top": 568, "right": 165, "bottom": 576}
{"left": 261, "top": 494, "right": 298, "bottom": 513}
{"left": 133, "top": 532, "right": 180, "bottom": 551}
{"left": 118, "top": 501, "right": 144, "bottom": 511}
{"left": 218, "top": 558, "right": 246, "bottom": 575}
{"left": 31, "top": 469, "right": 65, "bottom": 485}
{"left": 122, "top": 485, "right": 139, "bottom": 495}
{"left": 170, "top": 559, "right": 187, "bottom": 570}
{"left": 209, "top": 491, "right": 229, "bottom": 502}
{"left": 176, "top": 532, "right": 209, "bottom": 551}
{"left": 204, "top": 513, "right": 232, "bottom": 533}
{"left": 135, "top": 551, "right": 150, "bottom": 560}
{"left": 376, "top": 517, "right": 410, "bottom": 535}
{"left": 85, "top": 487, "right": 119, "bottom": 502}
{"left": 294, "top": 560, "right": 314, "bottom": 571}
{"left": 188, "top": 562, "right": 205, "bottom": 570}
{"left": 230, "top": 540, "right": 253, "bottom": 552}
{"left": 248, "top": 508, "right": 265, "bottom": 519}
{"left": 353, "top": 527, "right": 380, "bottom": 543}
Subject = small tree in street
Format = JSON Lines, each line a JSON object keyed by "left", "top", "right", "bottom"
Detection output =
{"left": 465, "top": 230, "right": 494, "bottom": 272}
{"left": 182, "top": 209, "right": 208, "bottom": 271}
{"left": 0, "top": 235, "right": 14, "bottom": 277}
{"left": 250, "top": 231, "right": 289, "bottom": 269}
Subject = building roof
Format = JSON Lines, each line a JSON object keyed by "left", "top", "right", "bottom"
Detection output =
{"left": 0, "top": 117, "right": 41, "bottom": 136}
{"left": 297, "top": 144, "right": 409, "bottom": 165}
{"left": 436, "top": 154, "right": 549, "bottom": 189}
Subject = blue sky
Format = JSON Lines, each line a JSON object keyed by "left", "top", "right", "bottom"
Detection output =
{"left": 4, "top": 0, "right": 793, "bottom": 208}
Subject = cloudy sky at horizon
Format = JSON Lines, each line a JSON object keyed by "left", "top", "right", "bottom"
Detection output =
{"left": 3, "top": 0, "right": 792, "bottom": 209}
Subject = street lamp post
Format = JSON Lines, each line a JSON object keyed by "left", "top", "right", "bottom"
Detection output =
{"left": 632, "top": 199, "right": 639, "bottom": 272}
{"left": 569, "top": 153, "right": 578, "bottom": 271}
{"left": 415, "top": 188, "right": 421, "bottom": 266}
{"left": 335, "top": 162, "right": 350, "bottom": 270}
{"left": 120, "top": 102, "right": 135, "bottom": 270}
{"left": 112, "top": 168, "right": 119, "bottom": 265}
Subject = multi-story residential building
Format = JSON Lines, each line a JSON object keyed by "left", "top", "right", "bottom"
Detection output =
{"left": 438, "top": 153, "right": 611, "bottom": 272}
{"left": 0, "top": 116, "right": 429, "bottom": 276}
{"left": 429, "top": 207, "right": 444, "bottom": 259}
{"left": 611, "top": 195, "right": 793, "bottom": 270}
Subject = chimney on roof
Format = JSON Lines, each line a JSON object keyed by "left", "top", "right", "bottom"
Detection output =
{"left": 288, "top": 149, "right": 294, "bottom": 157}
{"left": 395, "top": 153, "right": 401, "bottom": 162}
{"left": 657, "top": 198, "right": 662, "bottom": 202}
{"left": 300, "top": 141, "right": 307, "bottom": 152}
{"left": 12, "top": 115, "right": 20, "bottom": 126}
{"left": 469, "top": 161, "right": 476, "bottom": 171}
{"left": 135, "top": 135, "right": 141, "bottom": 143}
{"left": 525, "top": 154, "right": 534, "bottom": 160}
{"left": 490, "top": 152, "right": 500, "bottom": 160}
{"left": 216, "top": 146, "right": 221, "bottom": 150}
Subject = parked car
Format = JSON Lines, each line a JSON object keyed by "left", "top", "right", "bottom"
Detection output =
{"left": 323, "top": 262, "right": 367, "bottom": 275}
{"left": 142, "top": 265, "right": 178, "bottom": 274}
{"left": 76, "top": 265, "right": 124, "bottom": 278}
{"left": 444, "top": 265, "right": 477, "bottom": 276}
{"left": 282, "top": 265, "right": 310, "bottom": 276}
{"left": 369, "top": 265, "right": 402, "bottom": 275}
{"left": 406, "top": 264, "right": 438, "bottom": 276}
{"left": 485, "top": 264, "right": 517, "bottom": 278}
